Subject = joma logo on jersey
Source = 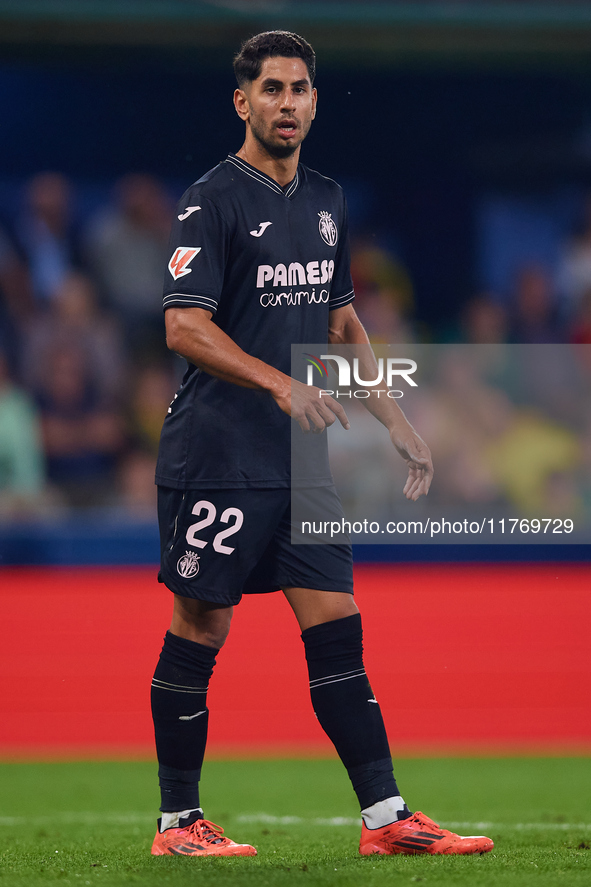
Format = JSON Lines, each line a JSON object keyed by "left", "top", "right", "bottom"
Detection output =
{"left": 168, "top": 247, "right": 201, "bottom": 280}
{"left": 256, "top": 260, "right": 334, "bottom": 288}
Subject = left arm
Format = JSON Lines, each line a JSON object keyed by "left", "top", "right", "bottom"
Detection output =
{"left": 328, "top": 302, "right": 433, "bottom": 501}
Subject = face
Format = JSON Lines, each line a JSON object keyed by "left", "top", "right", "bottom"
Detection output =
{"left": 235, "top": 56, "right": 317, "bottom": 159}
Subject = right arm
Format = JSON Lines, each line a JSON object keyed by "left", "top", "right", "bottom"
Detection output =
{"left": 165, "top": 306, "right": 350, "bottom": 434}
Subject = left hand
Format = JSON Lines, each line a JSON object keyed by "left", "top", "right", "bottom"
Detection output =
{"left": 390, "top": 430, "right": 434, "bottom": 501}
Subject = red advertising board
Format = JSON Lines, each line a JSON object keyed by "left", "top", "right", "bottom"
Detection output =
{"left": 1, "top": 564, "right": 589, "bottom": 757}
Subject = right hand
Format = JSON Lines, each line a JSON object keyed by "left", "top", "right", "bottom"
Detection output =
{"left": 274, "top": 379, "right": 350, "bottom": 433}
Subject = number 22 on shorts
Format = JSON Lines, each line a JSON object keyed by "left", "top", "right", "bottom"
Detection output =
{"left": 185, "top": 499, "right": 244, "bottom": 554}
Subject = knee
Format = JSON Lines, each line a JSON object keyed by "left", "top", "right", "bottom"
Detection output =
{"left": 171, "top": 596, "right": 233, "bottom": 649}
{"left": 284, "top": 587, "right": 359, "bottom": 633}
{"left": 198, "top": 616, "right": 232, "bottom": 649}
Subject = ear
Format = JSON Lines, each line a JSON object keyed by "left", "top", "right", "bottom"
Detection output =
{"left": 311, "top": 87, "right": 318, "bottom": 120}
{"left": 234, "top": 88, "right": 249, "bottom": 122}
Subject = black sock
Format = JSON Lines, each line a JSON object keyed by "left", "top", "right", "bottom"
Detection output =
{"left": 151, "top": 630, "right": 218, "bottom": 813}
{"left": 302, "top": 613, "right": 403, "bottom": 810}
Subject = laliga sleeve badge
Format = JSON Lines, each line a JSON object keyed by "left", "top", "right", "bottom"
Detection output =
{"left": 168, "top": 246, "right": 201, "bottom": 280}
{"left": 177, "top": 550, "right": 200, "bottom": 578}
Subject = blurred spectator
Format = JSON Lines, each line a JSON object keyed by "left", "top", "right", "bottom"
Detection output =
{"left": 509, "top": 264, "right": 563, "bottom": 344}
{"left": 0, "top": 225, "right": 33, "bottom": 370}
{"left": 412, "top": 349, "right": 513, "bottom": 506}
{"left": 127, "top": 362, "right": 177, "bottom": 455}
{"left": 0, "top": 225, "right": 33, "bottom": 320}
{"left": 0, "top": 349, "right": 47, "bottom": 519}
{"left": 36, "top": 344, "right": 126, "bottom": 508}
{"left": 459, "top": 293, "right": 508, "bottom": 344}
{"left": 84, "top": 173, "right": 173, "bottom": 356}
{"left": 569, "top": 288, "right": 591, "bottom": 344}
{"left": 576, "top": 413, "right": 591, "bottom": 522}
{"left": 115, "top": 448, "right": 158, "bottom": 519}
{"left": 15, "top": 172, "right": 82, "bottom": 305}
{"left": 487, "top": 409, "right": 582, "bottom": 517}
{"left": 510, "top": 342, "right": 583, "bottom": 428}
{"left": 558, "top": 192, "right": 591, "bottom": 321}
{"left": 350, "top": 239, "right": 415, "bottom": 343}
{"left": 21, "top": 271, "right": 125, "bottom": 405}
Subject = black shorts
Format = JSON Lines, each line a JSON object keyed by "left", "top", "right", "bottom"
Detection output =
{"left": 157, "top": 486, "right": 354, "bottom": 606}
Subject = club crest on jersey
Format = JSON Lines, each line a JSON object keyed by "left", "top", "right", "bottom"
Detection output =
{"left": 177, "top": 550, "right": 200, "bottom": 579}
{"left": 168, "top": 247, "right": 201, "bottom": 280}
{"left": 318, "top": 211, "right": 338, "bottom": 247}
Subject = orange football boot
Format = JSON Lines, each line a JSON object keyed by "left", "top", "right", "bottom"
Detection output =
{"left": 359, "top": 811, "right": 494, "bottom": 855}
{"left": 151, "top": 817, "right": 257, "bottom": 857}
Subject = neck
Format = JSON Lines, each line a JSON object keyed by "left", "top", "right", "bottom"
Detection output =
{"left": 235, "top": 138, "right": 300, "bottom": 188}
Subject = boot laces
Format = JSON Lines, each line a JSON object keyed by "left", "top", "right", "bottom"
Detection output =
{"left": 408, "top": 811, "right": 442, "bottom": 832}
{"left": 189, "top": 819, "right": 226, "bottom": 845}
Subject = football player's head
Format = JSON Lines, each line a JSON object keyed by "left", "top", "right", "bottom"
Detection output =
{"left": 233, "top": 31, "right": 316, "bottom": 88}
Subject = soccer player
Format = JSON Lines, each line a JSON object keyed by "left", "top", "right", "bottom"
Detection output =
{"left": 151, "top": 30, "right": 493, "bottom": 858}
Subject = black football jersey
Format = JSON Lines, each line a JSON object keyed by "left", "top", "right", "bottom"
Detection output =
{"left": 155, "top": 153, "right": 355, "bottom": 490}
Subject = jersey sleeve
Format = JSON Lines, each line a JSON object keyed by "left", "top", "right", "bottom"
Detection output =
{"left": 328, "top": 192, "right": 355, "bottom": 311}
{"left": 162, "top": 192, "right": 229, "bottom": 315}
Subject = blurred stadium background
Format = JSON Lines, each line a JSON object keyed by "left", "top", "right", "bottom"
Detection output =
{"left": 0, "top": 0, "right": 590, "bottom": 757}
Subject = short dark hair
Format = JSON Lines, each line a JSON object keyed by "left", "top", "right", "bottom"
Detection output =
{"left": 233, "top": 31, "right": 316, "bottom": 87}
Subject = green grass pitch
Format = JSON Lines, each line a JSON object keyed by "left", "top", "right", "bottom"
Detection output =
{"left": 0, "top": 757, "right": 590, "bottom": 886}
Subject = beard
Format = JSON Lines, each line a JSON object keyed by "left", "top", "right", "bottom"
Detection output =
{"left": 249, "top": 115, "right": 309, "bottom": 160}
{"left": 256, "top": 138, "right": 297, "bottom": 160}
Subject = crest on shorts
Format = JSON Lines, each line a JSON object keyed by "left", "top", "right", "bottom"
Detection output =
{"left": 318, "top": 211, "right": 338, "bottom": 247}
{"left": 177, "top": 550, "right": 200, "bottom": 579}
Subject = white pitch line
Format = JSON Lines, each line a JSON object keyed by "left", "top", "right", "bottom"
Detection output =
{"left": 235, "top": 814, "right": 591, "bottom": 831}
{"left": 0, "top": 813, "right": 154, "bottom": 827}
{"left": 0, "top": 812, "right": 589, "bottom": 831}
{"left": 237, "top": 814, "right": 360, "bottom": 826}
